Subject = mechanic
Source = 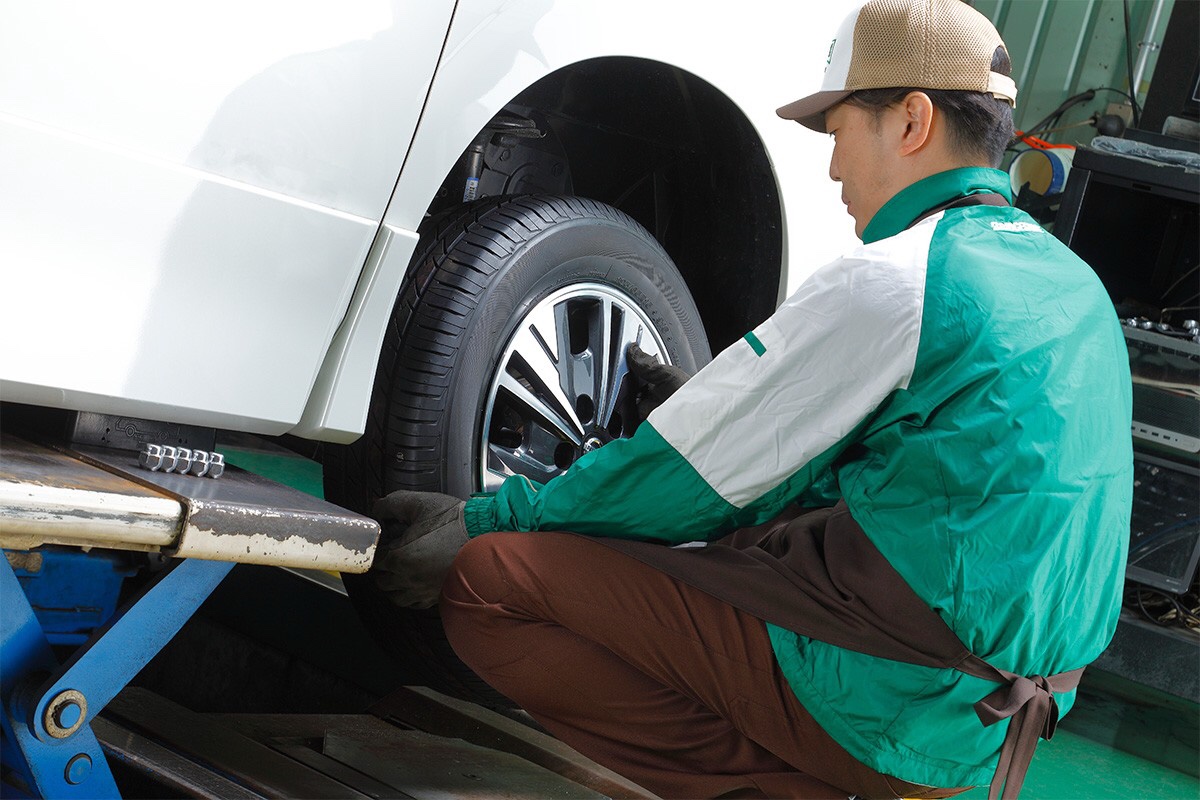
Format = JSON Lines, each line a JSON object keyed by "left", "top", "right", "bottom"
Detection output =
{"left": 369, "top": 1, "right": 1133, "bottom": 798}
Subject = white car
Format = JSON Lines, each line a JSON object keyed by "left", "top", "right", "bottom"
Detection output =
{"left": 1, "top": 1, "right": 856, "bottom": 695}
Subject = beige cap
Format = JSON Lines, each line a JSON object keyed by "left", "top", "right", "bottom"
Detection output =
{"left": 777, "top": 0, "right": 1017, "bottom": 132}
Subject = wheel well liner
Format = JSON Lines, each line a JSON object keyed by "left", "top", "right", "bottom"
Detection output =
{"left": 434, "top": 57, "right": 783, "bottom": 351}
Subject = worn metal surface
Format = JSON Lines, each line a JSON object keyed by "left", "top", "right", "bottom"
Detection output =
{"left": 370, "top": 686, "right": 660, "bottom": 800}
{"left": 96, "top": 688, "right": 662, "bottom": 799}
{"left": 104, "top": 689, "right": 375, "bottom": 799}
{"left": 271, "top": 739, "right": 404, "bottom": 799}
{"left": 4, "top": 550, "right": 42, "bottom": 572}
{"left": 2, "top": 435, "right": 375, "bottom": 571}
{"left": 0, "top": 434, "right": 182, "bottom": 551}
{"left": 44, "top": 689, "right": 87, "bottom": 739}
{"left": 225, "top": 713, "right": 611, "bottom": 799}
{"left": 78, "top": 446, "right": 378, "bottom": 572}
{"left": 324, "top": 726, "right": 605, "bottom": 800}
{"left": 94, "top": 716, "right": 265, "bottom": 800}
{"left": 216, "top": 714, "right": 411, "bottom": 798}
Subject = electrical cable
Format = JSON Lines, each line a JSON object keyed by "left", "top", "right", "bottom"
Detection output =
{"left": 1093, "top": 86, "right": 1139, "bottom": 110}
{"left": 1024, "top": 119, "right": 1098, "bottom": 138}
{"left": 1011, "top": 86, "right": 1141, "bottom": 154}
{"left": 1125, "top": 553, "right": 1200, "bottom": 632}
{"left": 1121, "top": 0, "right": 1143, "bottom": 127}
{"left": 1127, "top": 585, "right": 1200, "bottom": 630}
{"left": 1009, "top": 90, "right": 1101, "bottom": 154}
{"left": 1024, "top": 90, "right": 1097, "bottom": 136}
{"left": 1159, "top": 265, "right": 1200, "bottom": 304}
{"left": 1161, "top": 293, "right": 1200, "bottom": 311}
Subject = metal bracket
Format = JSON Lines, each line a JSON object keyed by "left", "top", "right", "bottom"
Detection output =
{"left": 2, "top": 556, "right": 234, "bottom": 797}
{"left": 2, "top": 560, "right": 119, "bottom": 798}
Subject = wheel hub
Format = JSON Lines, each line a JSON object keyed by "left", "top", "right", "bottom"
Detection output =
{"left": 479, "top": 282, "right": 669, "bottom": 492}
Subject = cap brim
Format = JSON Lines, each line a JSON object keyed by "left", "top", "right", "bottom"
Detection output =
{"left": 776, "top": 89, "right": 853, "bottom": 132}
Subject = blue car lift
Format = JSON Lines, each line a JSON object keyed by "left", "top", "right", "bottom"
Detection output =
{"left": 0, "top": 434, "right": 379, "bottom": 798}
{"left": 1, "top": 554, "right": 235, "bottom": 797}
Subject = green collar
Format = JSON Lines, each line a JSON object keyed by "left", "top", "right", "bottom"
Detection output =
{"left": 861, "top": 167, "right": 1013, "bottom": 244}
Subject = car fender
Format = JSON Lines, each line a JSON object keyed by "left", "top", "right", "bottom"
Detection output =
{"left": 294, "top": 0, "right": 857, "bottom": 442}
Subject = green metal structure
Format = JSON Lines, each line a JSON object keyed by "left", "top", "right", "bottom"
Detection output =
{"left": 975, "top": 0, "right": 1176, "bottom": 148}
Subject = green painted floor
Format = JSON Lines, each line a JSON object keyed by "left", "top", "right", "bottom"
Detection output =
{"left": 959, "top": 728, "right": 1198, "bottom": 800}
{"left": 222, "top": 442, "right": 326, "bottom": 500}
{"left": 223, "top": 436, "right": 1200, "bottom": 800}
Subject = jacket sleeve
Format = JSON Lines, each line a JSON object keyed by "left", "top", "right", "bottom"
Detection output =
{"left": 463, "top": 244, "right": 929, "bottom": 544}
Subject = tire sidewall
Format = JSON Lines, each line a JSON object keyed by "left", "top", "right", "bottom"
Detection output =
{"left": 437, "top": 214, "right": 708, "bottom": 498}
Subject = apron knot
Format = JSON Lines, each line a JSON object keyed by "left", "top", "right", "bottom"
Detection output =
{"left": 972, "top": 668, "right": 1082, "bottom": 800}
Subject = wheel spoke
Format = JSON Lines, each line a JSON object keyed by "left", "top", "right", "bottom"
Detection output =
{"left": 527, "top": 300, "right": 562, "bottom": 365}
{"left": 483, "top": 452, "right": 516, "bottom": 491}
{"left": 485, "top": 443, "right": 558, "bottom": 489}
{"left": 595, "top": 297, "right": 614, "bottom": 413}
{"left": 600, "top": 310, "right": 662, "bottom": 432}
{"left": 479, "top": 283, "right": 669, "bottom": 492}
{"left": 497, "top": 369, "right": 583, "bottom": 447}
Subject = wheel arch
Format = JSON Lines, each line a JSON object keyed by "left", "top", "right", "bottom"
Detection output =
{"left": 435, "top": 57, "right": 786, "bottom": 354}
{"left": 295, "top": 57, "right": 786, "bottom": 444}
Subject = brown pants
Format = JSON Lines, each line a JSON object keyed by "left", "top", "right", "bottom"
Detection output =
{"left": 440, "top": 531, "right": 966, "bottom": 800}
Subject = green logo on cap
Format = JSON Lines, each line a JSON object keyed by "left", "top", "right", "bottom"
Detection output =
{"left": 826, "top": 39, "right": 836, "bottom": 67}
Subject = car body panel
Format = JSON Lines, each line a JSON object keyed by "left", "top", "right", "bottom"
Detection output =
{"left": 1, "top": 1, "right": 858, "bottom": 440}
{"left": 300, "top": 1, "right": 859, "bottom": 442}
{"left": 1, "top": 0, "right": 455, "bottom": 432}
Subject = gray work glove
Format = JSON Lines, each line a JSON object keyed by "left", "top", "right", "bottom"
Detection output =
{"left": 370, "top": 490, "right": 468, "bottom": 609}
{"left": 627, "top": 343, "right": 690, "bottom": 422}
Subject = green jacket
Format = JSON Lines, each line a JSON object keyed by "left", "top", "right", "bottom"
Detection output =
{"left": 464, "top": 167, "right": 1133, "bottom": 787}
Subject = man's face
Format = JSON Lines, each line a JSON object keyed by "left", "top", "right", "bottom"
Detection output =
{"left": 825, "top": 102, "right": 897, "bottom": 239}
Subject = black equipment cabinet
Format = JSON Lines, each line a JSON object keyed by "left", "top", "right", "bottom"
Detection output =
{"left": 1054, "top": 145, "right": 1198, "bottom": 325}
{"left": 1054, "top": 144, "right": 1200, "bottom": 705}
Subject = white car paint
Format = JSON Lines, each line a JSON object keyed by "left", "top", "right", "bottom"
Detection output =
{"left": 1, "top": 1, "right": 857, "bottom": 441}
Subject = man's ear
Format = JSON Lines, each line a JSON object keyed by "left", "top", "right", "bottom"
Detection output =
{"left": 897, "top": 91, "right": 935, "bottom": 156}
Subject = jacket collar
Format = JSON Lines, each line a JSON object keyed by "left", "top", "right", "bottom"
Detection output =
{"left": 861, "top": 167, "right": 1013, "bottom": 244}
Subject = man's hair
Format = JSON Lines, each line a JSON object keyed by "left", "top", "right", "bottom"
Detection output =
{"left": 843, "top": 46, "right": 1015, "bottom": 167}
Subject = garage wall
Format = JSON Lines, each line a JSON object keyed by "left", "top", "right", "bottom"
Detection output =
{"left": 973, "top": 0, "right": 1176, "bottom": 147}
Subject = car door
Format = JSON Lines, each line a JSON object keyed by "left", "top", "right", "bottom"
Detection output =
{"left": 0, "top": 1, "right": 456, "bottom": 431}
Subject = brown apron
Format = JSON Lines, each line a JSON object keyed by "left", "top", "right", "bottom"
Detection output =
{"left": 587, "top": 502, "right": 1082, "bottom": 800}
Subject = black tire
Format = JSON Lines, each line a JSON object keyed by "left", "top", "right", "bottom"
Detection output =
{"left": 323, "top": 195, "right": 710, "bottom": 704}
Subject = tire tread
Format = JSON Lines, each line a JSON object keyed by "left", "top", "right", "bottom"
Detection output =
{"left": 322, "top": 195, "right": 699, "bottom": 706}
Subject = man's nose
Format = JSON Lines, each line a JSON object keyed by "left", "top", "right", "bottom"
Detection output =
{"left": 829, "top": 152, "right": 841, "bottom": 182}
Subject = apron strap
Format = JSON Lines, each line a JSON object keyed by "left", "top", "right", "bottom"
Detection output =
{"left": 959, "top": 655, "right": 1085, "bottom": 800}
{"left": 581, "top": 500, "right": 1086, "bottom": 799}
